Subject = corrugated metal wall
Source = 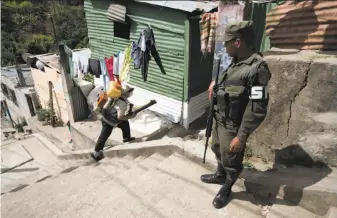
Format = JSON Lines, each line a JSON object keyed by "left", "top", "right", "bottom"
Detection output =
{"left": 71, "top": 86, "right": 91, "bottom": 122}
{"left": 246, "top": 1, "right": 277, "bottom": 52}
{"left": 84, "top": 0, "right": 130, "bottom": 56}
{"left": 265, "top": 0, "right": 337, "bottom": 50}
{"left": 84, "top": 0, "right": 187, "bottom": 101}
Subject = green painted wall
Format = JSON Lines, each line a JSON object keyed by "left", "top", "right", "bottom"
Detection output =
{"left": 246, "top": 2, "right": 279, "bottom": 52}
{"left": 84, "top": 0, "right": 187, "bottom": 101}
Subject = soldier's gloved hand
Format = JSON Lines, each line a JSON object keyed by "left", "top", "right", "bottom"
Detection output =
{"left": 229, "top": 137, "right": 241, "bottom": 152}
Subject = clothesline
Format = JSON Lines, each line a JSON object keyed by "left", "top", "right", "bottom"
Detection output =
{"left": 71, "top": 25, "right": 167, "bottom": 89}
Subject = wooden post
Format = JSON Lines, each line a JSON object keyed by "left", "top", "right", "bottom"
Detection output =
{"left": 243, "top": 0, "right": 251, "bottom": 20}
{"left": 48, "top": 81, "right": 55, "bottom": 127}
{"left": 3, "top": 100, "right": 15, "bottom": 128}
{"left": 58, "top": 43, "right": 75, "bottom": 123}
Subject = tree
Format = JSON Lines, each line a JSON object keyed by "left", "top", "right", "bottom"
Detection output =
{"left": 1, "top": 0, "right": 88, "bottom": 67}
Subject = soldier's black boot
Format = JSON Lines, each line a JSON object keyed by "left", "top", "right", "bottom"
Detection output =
{"left": 212, "top": 169, "right": 241, "bottom": 209}
{"left": 200, "top": 163, "right": 226, "bottom": 185}
{"left": 212, "top": 184, "right": 232, "bottom": 209}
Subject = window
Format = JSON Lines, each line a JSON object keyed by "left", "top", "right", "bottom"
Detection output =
{"left": 114, "top": 20, "right": 130, "bottom": 40}
{"left": 8, "top": 89, "right": 18, "bottom": 106}
{"left": 1, "top": 83, "right": 9, "bottom": 97}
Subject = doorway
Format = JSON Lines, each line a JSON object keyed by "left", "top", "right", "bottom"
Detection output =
{"left": 25, "top": 94, "right": 36, "bottom": 117}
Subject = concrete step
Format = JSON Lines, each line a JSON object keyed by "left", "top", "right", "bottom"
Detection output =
{"left": 236, "top": 165, "right": 337, "bottom": 216}
{"left": 1, "top": 135, "right": 81, "bottom": 195}
{"left": 71, "top": 120, "right": 146, "bottom": 150}
{"left": 115, "top": 153, "right": 166, "bottom": 184}
{"left": 267, "top": 202, "right": 318, "bottom": 218}
{"left": 27, "top": 117, "right": 73, "bottom": 152}
{"left": 1, "top": 162, "right": 68, "bottom": 194}
{"left": 148, "top": 153, "right": 264, "bottom": 218}
{"left": 2, "top": 164, "right": 90, "bottom": 211}
{"left": 1, "top": 155, "right": 140, "bottom": 217}
{"left": 0, "top": 156, "right": 144, "bottom": 217}
{"left": 322, "top": 206, "right": 337, "bottom": 218}
{"left": 62, "top": 153, "right": 192, "bottom": 218}
{"left": 2, "top": 151, "right": 323, "bottom": 218}
{"left": 76, "top": 153, "right": 264, "bottom": 218}
{"left": 55, "top": 153, "right": 168, "bottom": 218}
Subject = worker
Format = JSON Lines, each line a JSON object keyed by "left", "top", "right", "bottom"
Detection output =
{"left": 91, "top": 83, "right": 136, "bottom": 162}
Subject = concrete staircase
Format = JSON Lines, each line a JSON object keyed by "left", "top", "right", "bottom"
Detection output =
{"left": 1, "top": 151, "right": 322, "bottom": 218}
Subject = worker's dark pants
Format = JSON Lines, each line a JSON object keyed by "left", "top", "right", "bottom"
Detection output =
{"left": 94, "top": 120, "right": 131, "bottom": 152}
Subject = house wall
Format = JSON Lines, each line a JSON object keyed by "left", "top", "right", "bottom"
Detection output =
{"left": 84, "top": 0, "right": 187, "bottom": 123}
{"left": 31, "top": 67, "right": 69, "bottom": 123}
{"left": 0, "top": 75, "right": 32, "bottom": 123}
{"left": 184, "top": 18, "right": 214, "bottom": 127}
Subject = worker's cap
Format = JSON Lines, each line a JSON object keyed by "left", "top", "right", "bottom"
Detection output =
{"left": 220, "top": 21, "right": 255, "bottom": 42}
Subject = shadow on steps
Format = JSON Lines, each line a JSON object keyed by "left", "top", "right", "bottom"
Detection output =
{"left": 239, "top": 144, "right": 334, "bottom": 216}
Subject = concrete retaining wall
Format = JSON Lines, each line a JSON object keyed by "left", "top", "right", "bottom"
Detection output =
{"left": 248, "top": 50, "right": 337, "bottom": 167}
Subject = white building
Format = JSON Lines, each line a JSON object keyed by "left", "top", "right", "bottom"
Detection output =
{"left": 1, "top": 65, "right": 38, "bottom": 124}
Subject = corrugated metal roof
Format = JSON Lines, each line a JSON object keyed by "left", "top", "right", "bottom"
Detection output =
{"left": 28, "top": 53, "right": 61, "bottom": 71}
{"left": 265, "top": 0, "right": 337, "bottom": 50}
{"left": 135, "top": 0, "right": 218, "bottom": 13}
{"left": 1, "top": 65, "right": 34, "bottom": 86}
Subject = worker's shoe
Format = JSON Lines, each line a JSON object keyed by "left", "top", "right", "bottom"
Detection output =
{"left": 123, "top": 137, "right": 135, "bottom": 143}
{"left": 90, "top": 150, "right": 104, "bottom": 162}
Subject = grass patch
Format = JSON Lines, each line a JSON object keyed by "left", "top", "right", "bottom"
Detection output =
{"left": 243, "top": 161, "right": 256, "bottom": 169}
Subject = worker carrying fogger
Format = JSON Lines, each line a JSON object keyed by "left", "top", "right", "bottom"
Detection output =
{"left": 91, "top": 81, "right": 137, "bottom": 162}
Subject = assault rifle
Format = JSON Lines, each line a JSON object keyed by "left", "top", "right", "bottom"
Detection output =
{"left": 203, "top": 58, "right": 221, "bottom": 164}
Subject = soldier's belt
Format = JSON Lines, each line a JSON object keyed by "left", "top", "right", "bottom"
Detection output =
{"left": 214, "top": 112, "right": 239, "bottom": 130}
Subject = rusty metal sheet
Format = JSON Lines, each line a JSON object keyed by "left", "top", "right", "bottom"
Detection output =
{"left": 265, "top": 0, "right": 337, "bottom": 50}
{"left": 107, "top": 2, "right": 126, "bottom": 23}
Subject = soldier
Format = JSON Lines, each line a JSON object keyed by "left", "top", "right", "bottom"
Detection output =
{"left": 201, "top": 21, "right": 271, "bottom": 209}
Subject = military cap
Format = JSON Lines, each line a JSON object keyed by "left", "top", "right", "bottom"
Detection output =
{"left": 221, "top": 20, "right": 255, "bottom": 42}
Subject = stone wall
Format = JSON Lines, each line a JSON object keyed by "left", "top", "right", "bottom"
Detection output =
{"left": 248, "top": 50, "right": 337, "bottom": 167}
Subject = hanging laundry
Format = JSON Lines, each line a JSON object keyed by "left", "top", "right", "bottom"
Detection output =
{"left": 131, "top": 41, "right": 141, "bottom": 70}
{"left": 113, "top": 54, "right": 119, "bottom": 77}
{"left": 132, "top": 27, "right": 166, "bottom": 82}
{"left": 72, "top": 49, "right": 91, "bottom": 79}
{"left": 118, "top": 52, "right": 125, "bottom": 75}
{"left": 88, "top": 58, "right": 101, "bottom": 78}
{"left": 200, "top": 13, "right": 210, "bottom": 53}
{"left": 104, "top": 56, "right": 115, "bottom": 81}
{"left": 208, "top": 13, "right": 217, "bottom": 52}
{"left": 120, "top": 44, "right": 133, "bottom": 82}
{"left": 200, "top": 12, "right": 217, "bottom": 54}
{"left": 99, "top": 59, "right": 111, "bottom": 92}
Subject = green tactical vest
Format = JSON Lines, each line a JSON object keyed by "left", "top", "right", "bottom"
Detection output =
{"left": 216, "top": 52, "right": 265, "bottom": 129}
